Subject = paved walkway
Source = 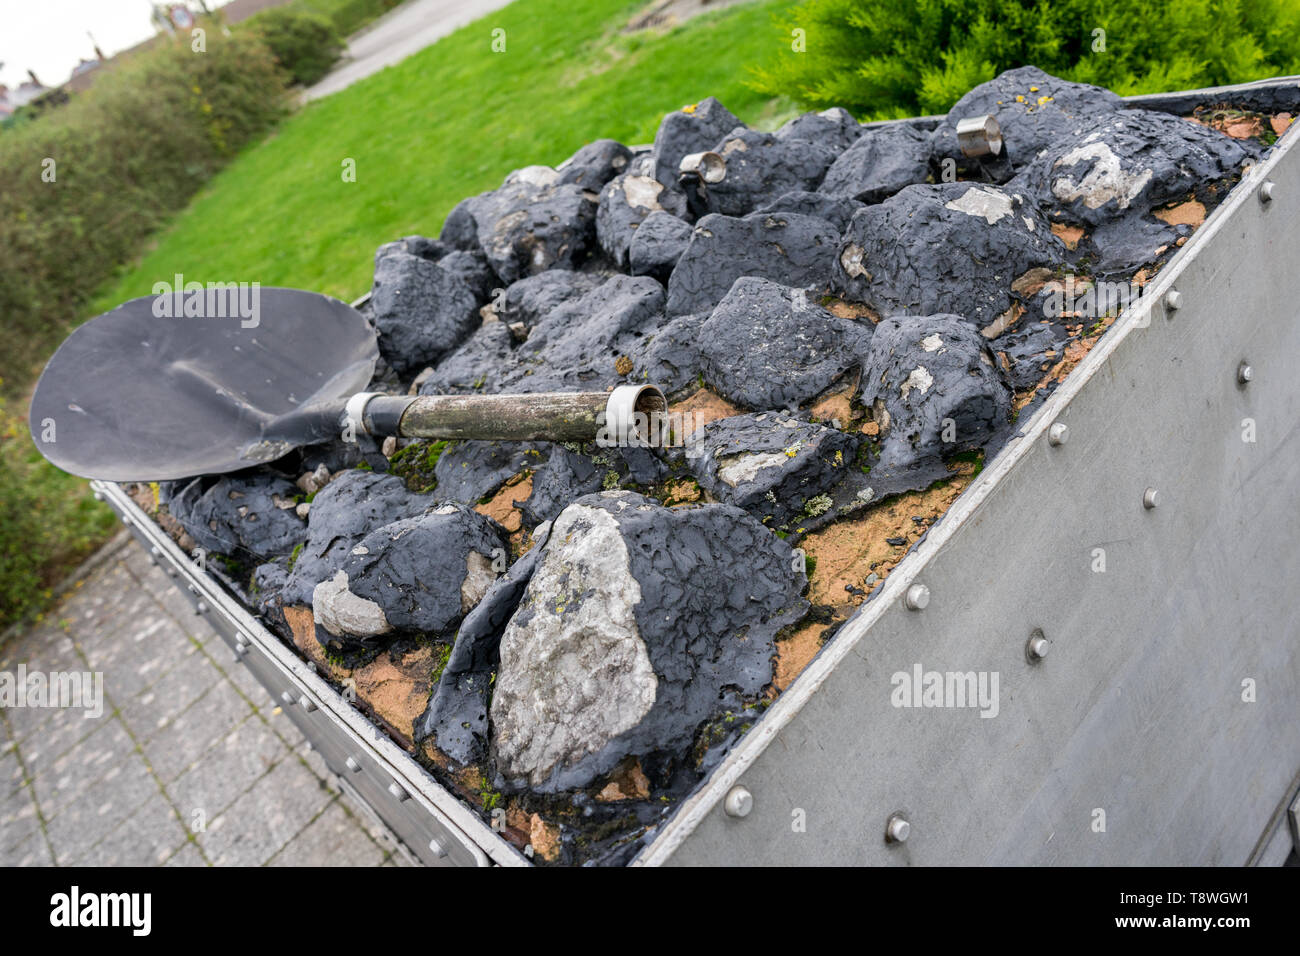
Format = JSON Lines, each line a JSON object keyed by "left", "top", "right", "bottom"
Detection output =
{"left": 304, "top": 0, "right": 516, "bottom": 102}
{"left": 1, "top": 534, "right": 409, "bottom": 867}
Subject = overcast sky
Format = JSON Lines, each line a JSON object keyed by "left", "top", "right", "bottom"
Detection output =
{"left": 0, "top": 0, "right": 235, "bottom": 89}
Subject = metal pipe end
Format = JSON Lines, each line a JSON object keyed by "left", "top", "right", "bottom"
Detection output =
{"left": 343, "top": 391, "right": 384, "bottom": 437}
{"left": 955, "top": 114, "right": 1003, "bottom": 158}
{"left": 679, "top": 150, "right": 726, "bottom": 184}
{"left": 605, "top": 384, "right": 667, "bottom": 447}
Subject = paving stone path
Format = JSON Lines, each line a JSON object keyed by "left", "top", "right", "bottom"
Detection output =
{"left": 1, "top": 534, "right": 411, "bottom": 867}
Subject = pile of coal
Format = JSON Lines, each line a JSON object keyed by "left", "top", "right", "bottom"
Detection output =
{"left": 154, "top": 65, "right": 1268, "bottom": 864}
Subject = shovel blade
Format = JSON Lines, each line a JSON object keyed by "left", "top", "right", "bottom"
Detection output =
{"left": 29, "top": 288, "right": 378, "bottom": 482}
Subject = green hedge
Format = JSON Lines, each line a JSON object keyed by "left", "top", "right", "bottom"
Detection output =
{"left": 0, "top": 27, "right": 287, "bottom": 401}
{"left": 0, "top": 27, "right": 287, "bottom": 630}
{"left": 247, "top": 7, "right": 345, "bottom": 86}
{"left": 751, "top": 0, "right": 1300, "bottom": 118}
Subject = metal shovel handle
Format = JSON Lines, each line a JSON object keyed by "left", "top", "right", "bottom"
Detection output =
{"left": 344, "top": 384, "right": 667, "bottom": 446}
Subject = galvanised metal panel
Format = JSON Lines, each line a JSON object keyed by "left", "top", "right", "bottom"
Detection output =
{"left": 638, "top": 117, "right": 1300, "bottom": 866}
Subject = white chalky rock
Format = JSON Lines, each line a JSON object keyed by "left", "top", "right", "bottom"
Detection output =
{"left": 1050, "top": 140, "right": 1153, "bottom": 211}
{"left": 490, "top": 503, "right": 658, "bottom": 788}
{"left": 944, "top": 186, "right": 1014, "bottom": 224}
{"left": 460, "top": 551, "right": 497, "bottom": 614}
{"left": 312, "top": 570, "right": 391, "bottom": 638}
{"left": 717, "top": 451, "right": 789, "bottom": 487}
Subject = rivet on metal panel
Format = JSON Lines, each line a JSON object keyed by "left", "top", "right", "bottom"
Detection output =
{"left": 92, "top": 490, "right": 104, "bottom": 501}
{"left": 388, "top": 780, "right": 410, "bottom": 802}
{"left": 1026, "top": 629, "right": 1050, "bottom": 663}
{"left": 166, "top": 566, "right": 178, "bottom": 578}
{"left": 148, "top": 546, "right": 160, "bottom": 565}
{"left": 280, "top": 691, "right": 294, "bottom": 705}
{"left": 1048, "top": 422, "right": 1069, "bottom": 446}
{"left": 905, "top": 583, "right": 930, "bottom": 611}
{"left": 1259, "top": 180, "right": 1276, "bottom": 204}
{"left": 1165, "top": 289, "right": 1183, "bottom": 313}
{"left": 345, "top": 756, "right": 361, "bottom": 773}
{"left": 885, "top": 813, "right": 911, "bottom": 844}
{"left": 299, "top": 695, "right": 317, "bottom": 712}
{"left": 1237, "top": 361, "right": 1254, "bottom": 385}
{"left": 121, "top": 514, "right": 132, "bottom": 527}
{"left": 723, "top": 785, "right": 753, "bottom": 818}
{"left": 429, "top": 838, "right": 448, "bottom": 859}
{"left": 1142, "top": 488, "right": 1160, "bottom": 510}
{"left": 194, "top": 600, "right": 208, "bottom": 615}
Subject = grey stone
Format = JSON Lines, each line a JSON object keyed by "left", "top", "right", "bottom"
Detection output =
{"left": 493, "top": 270, "right": 601, "bottom": 335}
{"left": 666, "top": 211, "right": 840, "bottom": 315}
{"left": 595, "top": 166, "right": 689, "bottom": 269}
{"left": 556, "top": 138, "right": 633, "bottom": 189}
{"left": 467, "top": 167, "right": 601, "bottom": 285}
{"left": 753, "top": 189, "right": 865, "bottom": 232}
{"left": 518, "top": 445, "right": 605, "bottom": 527}
{"left": 858, "top": 314, "right": 1012, "bottom": 473}
{"left": 1009, "top": 107, "right": 1256, "bottom": 226}
{"left": 438, "top": 248, "right": 497, "bottom": 302}
{"left": 420, "top": 317, "right": 515, "bottom": 394}
{"left": 369, "top": 250, "right": 480, "bottom": 376}
{"left": 295, "top": 464, "right": 331, "bottom": 495}
{"left": 819, "top": 122, "right": 933, "bottom": 203}
{"left": 706, "top": 128, "right": 840, "bottom": 216}
{"left": 833, "top": 182, "right": 1065, "bottom": 330}
{"left": 439, "top": 196, "right": 481, "bottom": 251}
{"left": 698, "top": 277, "right": 872, "bottom": 410}
{"left": 1088, "top": 212, "right": 1182, "bottom": 275}
{"left": 650, "top": 96, "right": 743, "bottom": 187}
{"left": 374, "top": 234, "right": 449, "bottom": 262}
{"left": 689, "top": 413, "right": 860, "bottom": 524}
{"left": 162, "top": 472, "right": 307, "bottom": 565}
{"left": 316, "top": 504, "right": 505, "bottom": 651}
{"left": 485, "top": 274, "right": 667, "bottom": 392}
{"left": 930, "top": 66, "right": 1124, "bottom": 174}
{"left": 631, "top": 311, "right": 707, "bottom": 398}
{"left": 312, "top": 570, "right": 392, "bottom": 644}
{"left": 413, "top": 529, "right": 552, "bottom": 765}
{"left": 628, "top": 210, "right": 693, "bottom": 280}
{"left": 775, "top": 107, "right": 863, "bottom": 152}
{"left": 280, "top": 470, "right": 434, "bottom": 607}
{"left": 489, "top": 491, "right": 807, "bottom": 792}
{"left": 990, "top": 321, "right": 1068, "bottom": 390}
{"left": 432, "top": 440, "right": 542, "bottom": 505}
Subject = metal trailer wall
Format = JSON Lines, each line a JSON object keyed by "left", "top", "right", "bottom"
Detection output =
{"left": 91, "top": 79, "right": 1300, "bottom": 867}
{"left": 637, "top": 101, "right": 1300, "bottom": 867}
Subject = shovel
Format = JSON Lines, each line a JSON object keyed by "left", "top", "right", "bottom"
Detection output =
{"left": 29, "top": 288, "right": 667, "bottom": 482}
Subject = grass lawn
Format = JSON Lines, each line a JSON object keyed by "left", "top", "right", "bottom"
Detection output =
{"left": 93, "top": 0, "right": 797, "bottom": 310}
{"left": 4, "top": 0, "right": 797, "bottom": 630}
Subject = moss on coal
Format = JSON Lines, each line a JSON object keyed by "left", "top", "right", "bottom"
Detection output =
{"left": 388, "top": 439, "right": 450, "bottom": 493}
{"left": 430, "top": 641, "right": 453, "bottom": 688}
